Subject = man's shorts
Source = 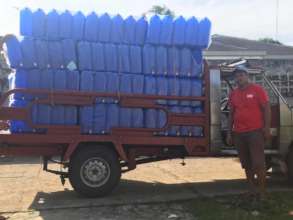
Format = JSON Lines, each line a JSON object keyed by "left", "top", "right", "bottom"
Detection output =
{"left": 233, "top": 129, "right": 265, "bottom": 171}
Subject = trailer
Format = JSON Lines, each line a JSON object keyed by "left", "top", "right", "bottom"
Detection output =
{"left": 0, "top": 44, "right": 292, "bottom": 197}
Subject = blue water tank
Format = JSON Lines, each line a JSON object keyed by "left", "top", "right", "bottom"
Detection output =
{"left": 144, "top": 75, "right": 157, "bottom": 128}
{"left": 94, "top": 71, "right": 107, "bottom": 103}
{"left": 80, "top": 105, "right": 94, "bottom": 134}
{"left": 119, "top": 74, "right": 132, "bottom": 127}
{"left": 131, "top": 74, "right": 144, "bottom": 127}
{"left": 185, "top": 17, "right": 199, "bottom": 47}
{"left": 46, "top": 10, "right": 59, "bottom": 40}
{"left": 180, "top": 106, "right": 192, "bottom": 136}
{"left": 38, "top": 70, "right": 53, "bottom": 127}
{"left": 62, "top": 39, "right": 76, "bottom": 69}
{"left": 80, "top": 71, "right": 94, "bottom": 133}
{"left": 84, "top": 12, "right": 99, "bottom": 41}
{"left": 105, "top": 44, "right": 118, "bottom": 72}
{"left": 110, "top": 15, "right": 124, "bottom": 43}
{"left": 129, "top": 46, "right": 142, "bottom": 73}
{"left": 156, "top": 46, "right": 168, "bottom": 75}
{"left": 51, "top": 70, "right": 66, "bottom": 125}
{"left": 35, "top": 40, "right": 49, "bottom": 69}
{"left": 157, "top": 109, "right": 167, "bottom": 134}
{"left": 167, "top": 47, "right": 180, "bottom": 76}
{"left": 9, "top": 99, "right": 34, "bottom": 133}
{"left": 168, "top": 77, "right": 180, "bottom": 105}
{"left": 156, "top": 76, "right": 168, "bottom": 105}
{"left": 191, "top": 79, "right": 203, "bottom": 107}
{"left": 98, "top": 13, "right": 111, "bottom": 42}
{"left": 40, "top": 69, "right": 54, "bottom": 90}
{"left": 168, "top": 106, "right": 180, "bottom": 136}
{"left": 72, "top": 11, "right": 85, "bottom": 40}
{"left": 48, "top": 41, "right": 64, "bottom": 69}
{"left": 59, "top": 10, "right": 73, "bottom": 39}
{"left": 66, "top": 70, "right": 79, "bottom": 90}
{"left": 142, "top": 45, "right": 156, "bottom": 74}
{"left": 92, "top": 43, "right": 105, "bottom": 71}
{"left": 32, "top": 9, "right": 46, "bottom": 38}
{"left": 198, "top": 18, "right": 211, "bottom": 49}
{"left": 123, "top": 16, "right": 136, "bottom": 44}
{"left": 180, "top": 48, "right": 192, "bottom": 77}
{"left": 180, "top": 77, "right": 192, "bottom": 106}
{"left": 77, "top": 41, "right": 92, "bottom": 70}
{"left": 120, "top": 74, "right": 132, "bottom": 93}
{"left": 191, "top": 106, "right": 203, "bottom": 136}
{"left": 5, "top": 36, "right": 22, "bottom": 68}
{"left": 106, "top": 72, "right": 119, "bottom": 93}
{"left": 93, "top": 103, "right": 107, "bottom": 133}
{"left": 191, "top": 50, "right": 203, "bottom": 77}
{"left": 173, "top": 16, "right": 186, "bottom": 46}
{"left": 118, "top": 45, "right": 130, "bottom": 73}
{"left": 9, "top": 70, "right": 27, "bottom": 100}
{"left": 160, "top": 16, "right": 173, "bottom": 45}
{"left": 20, "top": 37, "right": 37, "bottom": 68}
{"left": 106, "top": 104, "right": 119, "bottom": 133}
{"left": 147, "top": 15, "right": 161, "bottom": 45}
{"left": 20, "top": 8, "right": 33, "bottom": 36}
{"left": 135, "top": 17, "right": 147, "bottom": 45}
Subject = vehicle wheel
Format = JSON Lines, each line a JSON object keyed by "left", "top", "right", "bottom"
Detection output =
{"left": 287, "top": 148, "right": 293, "bottom": 184}
{"left": 69, "top": 145, "right": 121, "bottom": 197}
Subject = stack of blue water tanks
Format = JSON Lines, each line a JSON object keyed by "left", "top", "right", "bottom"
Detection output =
{"left": 5, "top": 8, "right": 211, "bottom": 136}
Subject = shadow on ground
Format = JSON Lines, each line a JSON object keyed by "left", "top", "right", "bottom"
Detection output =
{"left": 28, "top": 176, "right": 289, "bottom": 212}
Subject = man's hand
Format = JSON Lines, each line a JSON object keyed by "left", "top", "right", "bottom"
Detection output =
{"left": 226, "top": 133, "right": 233, "bottom": 146}
{"left": 263, "top": 127, "right": 271, "bottom": 140}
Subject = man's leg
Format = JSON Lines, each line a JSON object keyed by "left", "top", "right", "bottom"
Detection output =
{"left": 245, "top": 168, "right": 257, "bottom": 194}
{"left": 234, "top": 133, "right": 256, "bottom": 194}
{"left": 248, "top": 130, "right": 266, "bottom": 198}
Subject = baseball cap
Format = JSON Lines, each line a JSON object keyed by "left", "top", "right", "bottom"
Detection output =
{"left": 233, "top": 65, "right": 248, "bottom": 74}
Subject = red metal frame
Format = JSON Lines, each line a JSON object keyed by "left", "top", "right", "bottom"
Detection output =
{"left": 0, "top": 62, "right": 211, "bottom": 167}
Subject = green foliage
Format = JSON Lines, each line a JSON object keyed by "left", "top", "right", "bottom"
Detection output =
{"left": 259, "top": 38, "right": 282, "bottom": 45}
{"left": 146, "top": 5, "right": 175, "bottom": 18}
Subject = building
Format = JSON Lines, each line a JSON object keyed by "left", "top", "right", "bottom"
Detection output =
{"left": 204, "top": 35, "right": 293, "bottom": 98}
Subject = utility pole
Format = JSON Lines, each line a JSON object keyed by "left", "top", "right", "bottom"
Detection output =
{"left": 275, "top": 0, "right": 279, "bottom": 41}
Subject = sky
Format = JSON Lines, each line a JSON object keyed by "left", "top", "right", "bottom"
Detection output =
{"left": 0, "top": 0, "right": 292, "bottom": 46}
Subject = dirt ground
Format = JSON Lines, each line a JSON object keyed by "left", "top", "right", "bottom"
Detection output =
{"left": 0, "top": 156, "right": 291, "bottom": 219}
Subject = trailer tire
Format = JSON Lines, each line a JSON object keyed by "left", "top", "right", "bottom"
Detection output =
{"left": 287, "top": 148, "right": 293, "bottom": 184}
{"left": 69, "top": 146, "right": 121, "bottom": 197}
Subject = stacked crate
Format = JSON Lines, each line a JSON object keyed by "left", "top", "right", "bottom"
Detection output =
{"left": 5, "top": 8, "right": 211, "bottom": 136}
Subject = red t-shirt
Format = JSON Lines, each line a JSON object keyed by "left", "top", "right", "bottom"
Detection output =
{"left": 228, "top": 83, "right": 269, "bottom": 133}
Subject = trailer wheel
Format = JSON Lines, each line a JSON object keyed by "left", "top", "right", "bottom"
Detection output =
{"left": 69, "top": 146, "right": 121, "bottom": 197}
{"left": 287, "top": 148, "right": 293, "bottom": 184}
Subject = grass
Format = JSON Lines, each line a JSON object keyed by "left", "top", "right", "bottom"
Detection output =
{"left": 186, "top": 191, "right": 293, "bottom": 220}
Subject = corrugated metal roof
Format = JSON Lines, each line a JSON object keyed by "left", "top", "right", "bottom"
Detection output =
{"left": 205, "top": 35, "right": 293, "bottom": 60}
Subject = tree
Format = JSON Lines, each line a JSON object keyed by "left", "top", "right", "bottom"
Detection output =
{"left": 258, "top": 38, "right": 282, "bottom": 45}
{"left": 146, "top": 5, "right": 175, "bottom": 17}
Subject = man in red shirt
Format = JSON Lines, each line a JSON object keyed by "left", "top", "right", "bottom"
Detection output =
{"left": 226, "top": 66, "right": 271, "bottom": 199}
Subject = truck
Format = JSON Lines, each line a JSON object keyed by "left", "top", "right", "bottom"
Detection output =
{"left": 0, "top": 31, "right": 292, "bottom": 197}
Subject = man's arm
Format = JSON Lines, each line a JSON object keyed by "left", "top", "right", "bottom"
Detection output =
{"left": 226, "top": 106, "right": 234, "bottom": 145}
{"left": 263, "top": 102, "right": 271, "bottom": 139}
